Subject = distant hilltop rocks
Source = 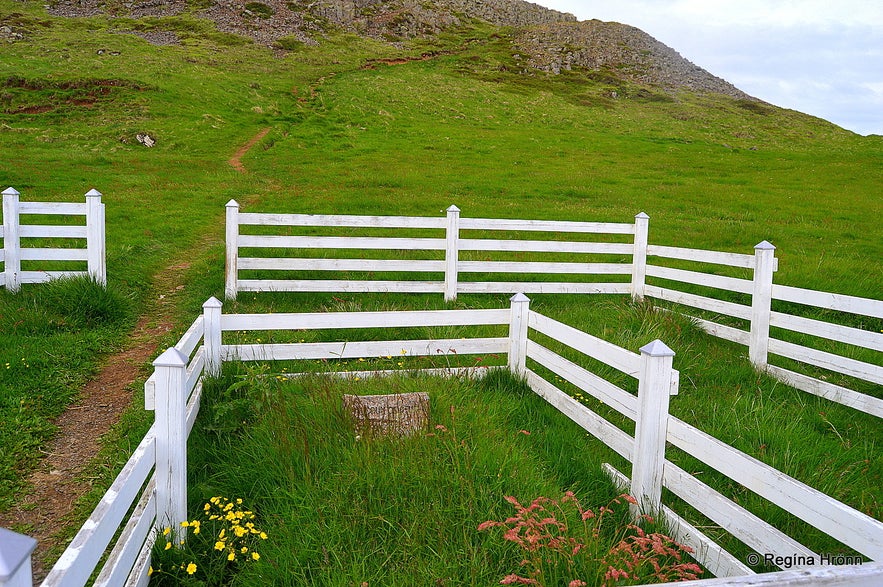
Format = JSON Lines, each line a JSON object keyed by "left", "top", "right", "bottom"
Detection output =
{"left": 46, "top": 0, "right": 755, "bottom": 100}
{"left": 514, "top": 20, "right": 754, "bottom": 100}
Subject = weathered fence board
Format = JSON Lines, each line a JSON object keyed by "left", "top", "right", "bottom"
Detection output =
{"left": 769, "top": 312, "right": 883, "bottom": 352}
{"left": 221, "top": 308, "right": 509, "bottom": 331}
{"left": 459, "top": 217, "right": 635, "bottom": 234}
{"left": 647, "top": 244, "right": 760, "bottom": 269}
{"left": 92, "top": 478, "right": 156, "bottom": 587}
{"left": 238, "top": 279, "right": 445, "bottom": 293}
{"left": 458, "top": 260, "right": 631, "bottom": 275}
{"left": 457, "top": 282, "right": 631, "bottom": 294}
{"left": 18, "top": 202, "right": 86, "bottom": 215}
{"left": 222, "top": 338, "right": 508, "bottom": 362}
{"left": 666, "top": 418, "right": 883, "bottom": 559}
{"left": 238, "top": 257, "right": 446, "bottom": 272}
{"left": 459, "top": 238, "right": 633, "bottom": 255}
{"left": 647, "top": 264, "right": 754, "bottom": 294}
{"left": 19, "top": 248, "right": 88, "bottom": 262}
{"left": 238, "top": 234, "right": 446, "bottom": 251}
{"left": 19, "top": 225, "right": 87, "bottom": 239}
{"left": 765, "top": 365, "right": 883, "bottom": 418}
{"left": 239, "top": 212, "right": 445, "bottom": 229}
{"left": 767, "top": 338, "right": 883, "bottom": 385}
{"left": 645, "top": 285, "right": 753, "bottom": 320}
{"left": 772, "top": 284, "right": 883, "bottom": 319}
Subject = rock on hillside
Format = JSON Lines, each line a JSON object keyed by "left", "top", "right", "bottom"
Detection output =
{"left": 45, "top": 0, "right": 754, "bottom": 100}
{"left": 514, "top": 20, "right": 753, "bottom": 100}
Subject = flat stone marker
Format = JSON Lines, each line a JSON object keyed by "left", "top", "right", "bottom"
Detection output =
{"left": 343, "top": 392, "right": 430, "bottom": 437}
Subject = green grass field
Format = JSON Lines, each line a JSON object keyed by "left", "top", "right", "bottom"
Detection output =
{"left": 0, "top": 1, "right": 880, "bottom": 580}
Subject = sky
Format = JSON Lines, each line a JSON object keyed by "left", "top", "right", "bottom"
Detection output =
{"left": 534, "top": 1, "right": 883, "bottom": 136}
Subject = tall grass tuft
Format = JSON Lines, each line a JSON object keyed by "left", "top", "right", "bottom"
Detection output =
{"left": 37, "top": 275, "right": 133, "bottom": 330}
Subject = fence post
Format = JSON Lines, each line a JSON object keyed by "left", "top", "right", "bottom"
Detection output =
{"left": 2, "top": 188, "right": 21, "bottom": 293}
{"left": 225, "top": 199, "right": 239, "bottom": 301}
{"left": 153, "top": 347, "right": 189, "bottom": 542}
{"left": 631, "top": 212, "right": 649, "bottom": 302}
{"left": 749, "top": 241, "right": 776, "bottom": 369}
{"left": 85, "top": 189, "right": 106, "bottom": 286}
{"left": 444, "top": 205, "right": 460, "bottom": 302}
{"left": 203, "top": 297, "right": 223, "bottom": 377}
{"left": 630, "top": 339, "right": 675, "bottom": 517}
{"left": 0, "top": 528, "right": 37, "bottom": 587}
{"left": 508, "top": 293, "right": 530, "bottom": 376}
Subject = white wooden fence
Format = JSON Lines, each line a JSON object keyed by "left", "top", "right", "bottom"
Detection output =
{"left": 0, "top": 188, "right": 106, "bottom": 292}
{"left": 224, "top": 204, "right": 882, "bottom": 419}
{"left": 3, "top": 296, "right": 880, "bottom": 586}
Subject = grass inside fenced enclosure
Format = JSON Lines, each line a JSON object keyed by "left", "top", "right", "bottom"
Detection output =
{"left": 158, "top": 365, "right": 703, "bottom": 586}
{"left": 1, "top": 1, "right": 881, "bottom": 576}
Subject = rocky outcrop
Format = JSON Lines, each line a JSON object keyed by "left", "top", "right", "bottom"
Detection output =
{"left": 514, "top": 20, "right": 752, "bottom": 99}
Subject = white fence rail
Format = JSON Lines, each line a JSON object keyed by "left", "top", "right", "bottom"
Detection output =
{"left": 225, "top": 204, "right": 882, "bottom": 419}
{"left": 4, "top": 295, "right": 880, "bottom": 586}
{"left": 1, "top": 188, "right": 106, "bottom": 292}
{"left": 225, "top": 201, "right": 640, "bottom": 302}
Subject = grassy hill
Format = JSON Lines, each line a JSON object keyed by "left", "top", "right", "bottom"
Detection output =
{"left": 0, "top": 0, "right": 880, "bottom": 574}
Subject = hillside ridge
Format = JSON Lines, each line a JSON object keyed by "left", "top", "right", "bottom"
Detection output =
{"left": 45, "top": 0, "right": 754, "bottom": 100}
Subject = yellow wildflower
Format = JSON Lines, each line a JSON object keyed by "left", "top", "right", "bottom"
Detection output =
{"left": 162, "top": 527, "right": 171, "bottom": 537}
{"left": 164, "top": 542, "right": 171, "bottom": 551}
{"left": 186, "top": 563, "right": 197, "bottom": 575}
{"left": 251, "top": 552, "right": 260, "bottom": 561}
{"left": 214, "top": 541, "right": 225, "bottom": 551}
{"left": 228, "top": 552, "right": 236, "bottom": 561}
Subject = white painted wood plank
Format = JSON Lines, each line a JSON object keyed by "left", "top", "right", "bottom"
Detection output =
{"left": 457, "top": 282, "right": 632, "bottom": 295}
{"left": 184, "top": 349, "right": 205, "bottom": 400}
{"left": 528, "top": 312, "right": 642, "bottom": 375}
{"left": 41, "top": 428, "right": 156, "bottom": 587}
{"left": 647, "top": 265, "right": 753, "bottom": 294}
{"left": 19, "top": 225, "right": 86, "bottom": 239}
{"left": 769, "top": 312, "right": 883, "bottom": 352}
{"left": 772, "top": 284, "right": 883, "bottom": 319}
{"left": 458, "top": 217, "right": 635, "bottom": 234}
{"left": 221, "top": 308, "right": 509, "bottom": 331}
{"left": 238, "top": 279, "right": 445, "bottom": 293}
{"left": 666, "top": 418, "right": 883, "bottom": 560}
{"left": 19, "top": 248, "right": 87, "bottom": 261}
{"left": 238, "top": 234, "right": 445, "bottom": 251}
{"left": 458, "top": 261, "right": 632, "bottom": 275}
{"left": 647, "top": 245, "right": 758, "bottom": 269}
{"left": 649, "top": 562, "right": 883, "bottom": 586}
{"left": 766, "top": 365, "right": 883, "bottom": 418}
{"left": 143, "top": 374, "right": 156, "bottom": 411}
{"left": 527, "top": 340, "right": 638, "bottom": 419}
{"left": 238, "top": 212, "right": 445, "bottom": 229}
{"left": 174, "top": 316, "right": 205, "bottom": 359}
{"left": 93, "top": 478, "right": 156, "bottom": 587}
{"left": 459, "top": 238, "right": 634, "bottom": 255}
{"left": 525, "top": 371, "right": 634, "bottom": 459}
{"left": 663, "top": 460, "right": 818, "bottom": 565}
{"left": 281, "top": 366, "right": 494, "bottom": 380}
{"left": 186, "top": 381, "right": 203, "bottom": 436}
{"left": 20, "top": 271, "right": 84, "bottom": 284}
{"left": 468, "top": 282, "right": 631, "bottom": 294}
{"left": 124, "top": 543, "right": 151, "bottom": 587}
{"left": 767, "top": 338, "right": 883, "bottom": 385}
{"left": 238, "top": 257, "right": 445, "bottom": 272}
{"left": 603, "top": 463, "right": 754, "bottom": 578}
{"left": 688, "top": 315, "right": 751, "bottom": 345}
{"left": 222, "top": 338, "right": 508, "bottom": 362}
{"left": 19, "top": 202, "right": 86, "bottom": 215}
{"left": 645, "top": 285, "right": 752, "bottom": 320}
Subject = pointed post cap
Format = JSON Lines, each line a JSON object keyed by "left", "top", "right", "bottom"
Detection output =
{"left": 2, "top": 187, "right": 20, "bottom": 196}
{"left": 0, "top": 527, "right": 37, "bottom": 581}
{"left": 446, "top": 204, "right": 460, "bottom": 213}
{"left": 510, "top": 292, "right": 531, "bottom": 303}
{"left": 153, "top": 347, "right": 188, "bottom": 368}
{"left": 754, "top": 240, "right": 776, "bottom": 251}
{"left": 85, "top": 188, "right": 102, "bottom": 197}
{"left": 203, "top": 296, "right": 223, "bottom": 309}
{"left": 635, "top": 212, "right": 650, "bottom": 220}
{"left": 640, "top": 339, "right": 675, "bottom": 358}
{"left": 226, "top": 199, "right": 239, "bottom": 208}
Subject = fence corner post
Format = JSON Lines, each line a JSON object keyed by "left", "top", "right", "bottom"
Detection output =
{"left": 0, "top": 527, "right": 37, "bottom": 587}
{"left": 631, "top": 339, "right": 675, "bottom": 518}
{"left": 631, "top": 212, "right": 649, "bottom": 302}
{"left": 85, "top": 189, "right": 106, "bottom": 287}
{"left": 225, "top": 199, "right": 240, "bottom": 301}
{"left": 749, "top": 241, "right": 776, "bottom": 369}
{"left": 153, "top": 347, "right": 189, "bottom": 542}
{"left": 203, "top": 297, "right": 223, "bottom": 377}
{"left": 2, "top": 187, "right": 21, "bottom": 293}
{"left": 444, "top": 205, "right": 460, "bottom": 302}
{"left": 507, "top": 293, "right": 530, "bottom": 377}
